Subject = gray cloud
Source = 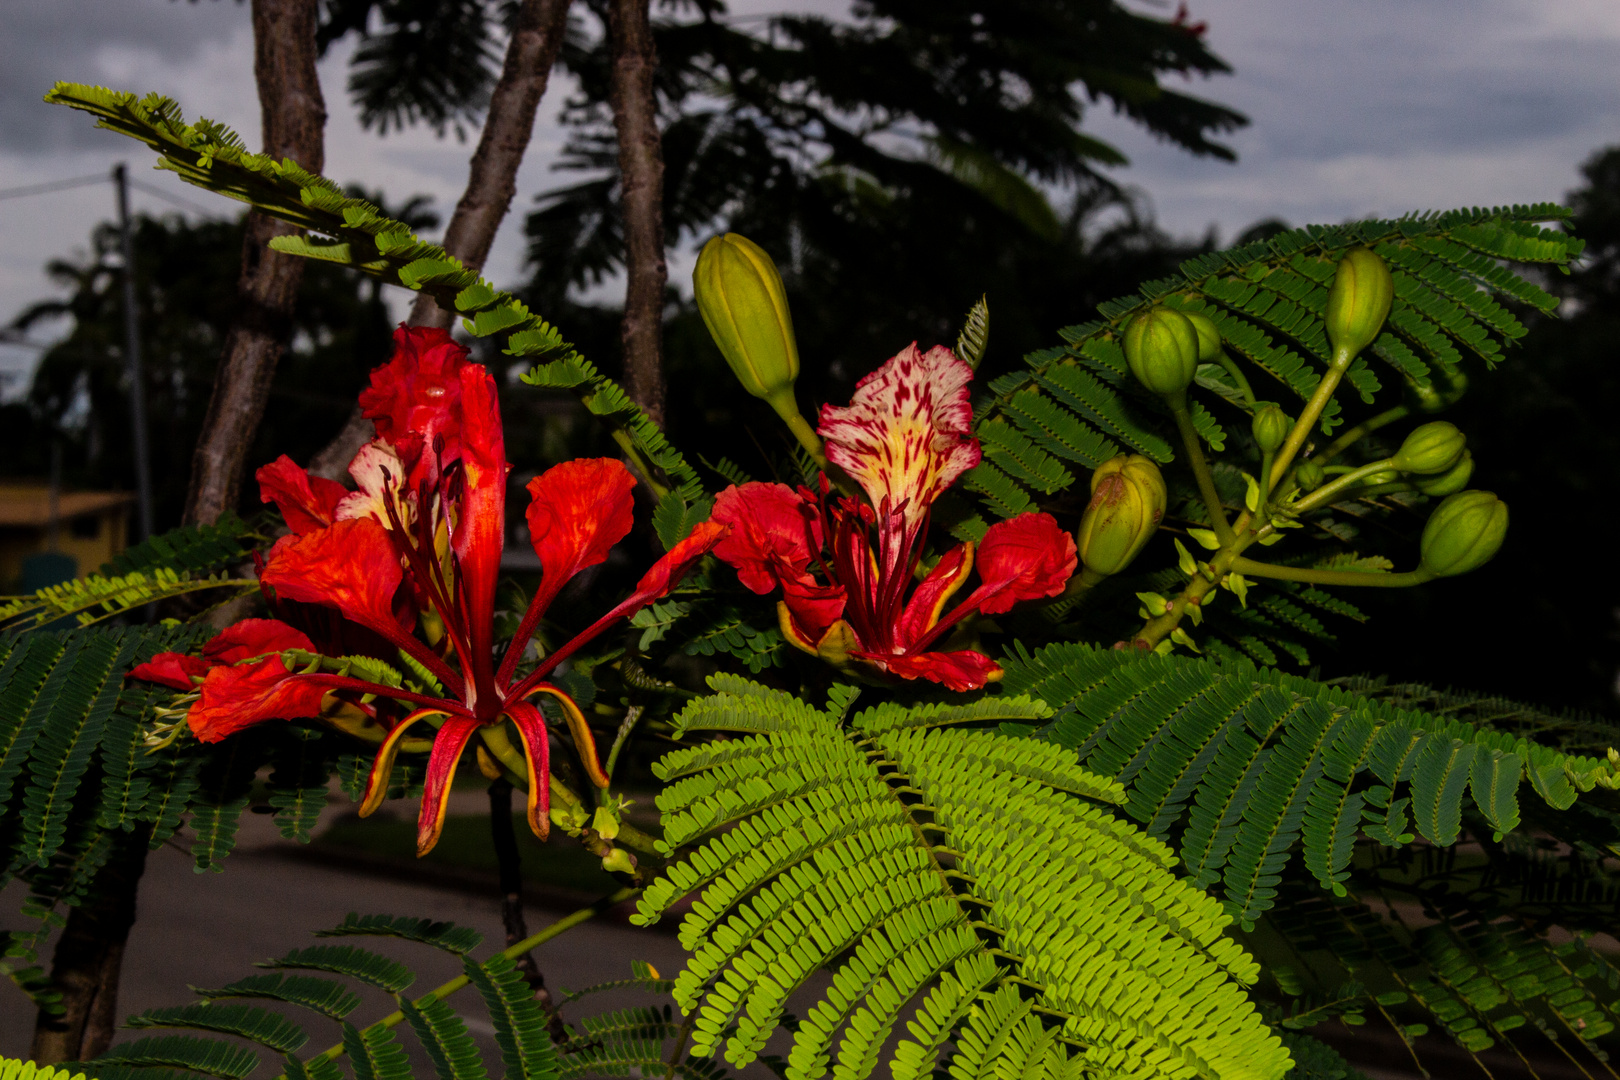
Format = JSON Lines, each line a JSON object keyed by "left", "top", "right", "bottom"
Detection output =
{"left": 1, "top": 0, "right": 249, "bottom": 152}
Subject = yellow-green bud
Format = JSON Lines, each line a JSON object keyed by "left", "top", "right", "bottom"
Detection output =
{"left": 1420, "top": 490, "right": 1507, "bottom": 578}
{"left": 1251, "top": 405, "right": 1290, "bottom": 454}
{"left": 1076, "top": 455, "right": 1166, "bottom": 577}
{"left": 1392, "top": 421, "right": 1465, "bottom": 475}
{"left": 1413, "top": 451, "right": 1473, "bottom": 497}
{"left": 1123, "top": 307, "right": 1200, "bottom": 406}
{"left": 1324, "top": 247, "right": 1394, "bottom": 362}
{"left": 1296, "top": 459, "right": 1325, "bottom": 491}
{"left": 1359, "top": 467, "right": 1401, "bottom": 488}
{"left": 693, "top": 233, "right": 801, "bottom": 414}
{"left": 1183, "top": 310, "right": 1224, "bottom": 362}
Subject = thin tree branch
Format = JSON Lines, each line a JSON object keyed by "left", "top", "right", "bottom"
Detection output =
{"left": 488, "top": 778, "right": 571, "bottom": 1043}
{"left": 184, "top": 0, "right": 325, "bottom": 524}
{"left": 310, "top": 0, "right": 573, "bottom": 481}
{"left": 607, "top": 0, "right": 668, "bottom": 429}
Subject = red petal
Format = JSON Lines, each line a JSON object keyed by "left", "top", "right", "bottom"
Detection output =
{"left": 505, "top": 702, "right": 553, "bottom": 841}
{"left": 818, "top": 343, "right": 980, "bottom": 535}
{"left": 510, "top": 521, "right": 729, "bottom": 698}
{"left": 525, "top": 459, "right": 636, "bottom": 604}
{"left": 778, "top": 570, "right": 847, "bottom": 649}
{"left": 874, "top": 649, "right": 1003, "bottom": 692}
{"left": 188, "top": 658, "right": 331, "bottom": 742}
{"left": 711, "top": 482, "right": 821, "bottom": 594}
{"left": 202, "top": 618, "right": 316, "bottom": 664}
{"left": 257, "top": 455, "right": 348, "bottom": 535}
{"left": 450, "top": 359, "right": 507, "bottom": 701}
{"left": 896, "top": 542, "right": 974, "bottom": 646}
{"left": 260, "top": 518, "right": 405, "bottom": 637}
{"left": 969, "top": 513, "right": 1077, "bottom": 615}
{"left": 128, "top": 652, "right": 212, "bottom": 691}
{"left": 357, "top": 325, "right": 473, "bottom": 484}
{"left": 414, "top": 716, "right": 482, "bottom": 855}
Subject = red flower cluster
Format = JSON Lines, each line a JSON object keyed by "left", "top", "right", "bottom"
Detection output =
{"left": 133, "top": 327, "right": 723, "bottom": 854}
{"left": 710, "top": 343, "right": 1075, "bottom": 690}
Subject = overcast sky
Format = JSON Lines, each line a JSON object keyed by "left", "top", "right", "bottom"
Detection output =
{"left": 3, "top": 0, "right": 1618, "bottom": 397}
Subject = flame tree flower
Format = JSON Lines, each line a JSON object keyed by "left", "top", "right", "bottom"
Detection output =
{"left": 132, "top": 327, "right": 724, "bottom": 854}
{"left": 710, "top": 343, "right": 1075, "bottom": 691}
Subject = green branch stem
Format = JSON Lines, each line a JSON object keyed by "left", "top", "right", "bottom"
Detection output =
{"left": 302, "top": 887, "right": 640, "bottom": 1070}
{"left": 1317, "top": 402, "right": 1409, "bottom": 466}
{"left": 1268, "top": 346, "right": 1355, "bottom": 489}
{"left": 1171, "top": 404, "right": 1234, "bottom": 546}
{"left": 1211, "top": 349, "right": 1257, "bottom": 406}
{"left": 1229, "top": 557, "right": 1432, "bottom": 589}
{"left": 1288, "top": 457, "right": 1395, "bottom": 515}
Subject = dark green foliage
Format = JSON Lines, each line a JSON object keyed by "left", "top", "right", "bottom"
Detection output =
{"left": 398, "top": 996, "right": 488, "bottom": 1080}
{"left": 127, "top": 1003, "right": 308, "bottom": 1053}
{"left": 463, "top": 952, "right": 560, "bottom": 1080}
{"left": 101, "top": 516, "right": 254, "bottom": 578}
{"left": 90, "top": 1036, "right": 258, "bottom": 1080}
{"left": 344, "top": 1022, "right": 414, "bottom": 1080}
{"left": 260, "top": 945, "right": 416, "bottom": 994}
{"left": 195, "top": 973, "right": 360, "bottom": 1021}
{"left": 999, "top": 641, "right": 1617, "bottom": 928}
{"left": 316, "top": 913, "right": 484, "bottom": 955}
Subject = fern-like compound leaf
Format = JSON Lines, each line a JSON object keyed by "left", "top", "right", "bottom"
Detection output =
{"left": 343, "top": 1022, "right": 413, "bottom": 1080}
{"left": 637, "top": 676, "right": 1293, "bottom": 1080}
{"left": 258, "top": 946, "right": 415, "bottom": 994}
{"left": 463, "top": 952, "right": 560, "bottom": 1080}
{"left": 90, "top": 1035, "right": 258, "bottom": 1080}
{"left": 126, "top": 1003, "right": 308, "bottom": 1053}
{"left": 1000, "top": 642, "right": 1619, "bottom": 926}
{"left": 316, "top": 913, "right": 483, "bottom": 955}
{"left": 193, "top": 973, "right": 361, "bottom": 1020}
{"left": 398, "top": 996, "right": 490, "bottom": 1080}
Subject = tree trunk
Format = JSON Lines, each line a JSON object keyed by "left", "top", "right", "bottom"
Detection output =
{"left": 184, "top": 0, "right": 326, "bottom": 525}
{"left": 607, "top": 0, "right": 668, "bottom": 429}
{"left": 310, "top": 0, "right": 573, "bottom": 481}
{"left": 30, "top": 832, "right": 151, "bottom": 1064}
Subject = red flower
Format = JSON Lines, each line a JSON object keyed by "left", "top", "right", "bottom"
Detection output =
{"left": 711, "top": 343, "right": 1075, "bottom": 691}
{"left": 132, "top": 325, "right": 725, "bottom": 854}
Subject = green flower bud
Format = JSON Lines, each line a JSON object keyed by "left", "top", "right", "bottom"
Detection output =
{"left": 1358, "top": 467, "right": 1401, "bottom": 488}
{"left": 1392, "top": 421, "right": 1466, "bottom": 475}
{"left": 1251, "top": 405, "right": 1290, "bottom": 454}
{"left": 1413, "top": 451, "right": 1473, "bottom": 497}
{"left": 1123, "top": 307, "right": 1200, "bottom": 406}
{"left": 1324, "top": 247, "right": 1394, "bottom": 361}
{"left": 1076, "top": 454, "right": 1167, "bottom": 577}
{"left": 1420, "top": 490, "right": 1508, "bottom": 578}
{"left": 694, "top": 233, "right": 801, "bottom": 414}
{"left": 1296, "top": 459, "right": 1325, "bottom": 491}
{"left": 1183, "top": 310, "right": 1224, "bottom": 362}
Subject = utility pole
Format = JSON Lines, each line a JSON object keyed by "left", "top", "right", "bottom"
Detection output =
{"left": 113, "top": 163, "right": 155, "bottom": 542}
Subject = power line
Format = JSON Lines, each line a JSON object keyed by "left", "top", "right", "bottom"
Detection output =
{"left": 126, "top": 177, "right": 220, "bottom": 218}
{"left": 0, "top": 173, "right": 108, "bottom": 201}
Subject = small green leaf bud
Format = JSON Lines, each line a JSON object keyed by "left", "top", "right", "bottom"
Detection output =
{"left": 1123, "top": 307, "right": 1200, "bottom": 406}
{"left": 1076, "top": 454, "right": 1167, "bottom": 577}
{"left": 1420, "top": 490, "right": 1508, "bottom": 577}
{"left": 1413, "top": 451, "right": 1473, "bottom": 497}
{"left": 1296, "top": 459, "right": 1325, "bottom": 491}
{"left": 1392, "top": 421, "right": 1466, "bottom": 475}
{"left": 1251, "top": 404, "right": 1290, "bottom": 454}
{"left": 694, "top": 233, "right": 801, "bottom": 415}
{"left": 1324, "top": 247, "right": 1394, "bottom": 361}
{"left": 1183, "top": 310, "right": 1224, "bottom": 362}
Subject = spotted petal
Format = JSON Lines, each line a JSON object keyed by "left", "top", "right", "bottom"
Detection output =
{"left": 818, "top": 343, "right": 980, "bottom": 534}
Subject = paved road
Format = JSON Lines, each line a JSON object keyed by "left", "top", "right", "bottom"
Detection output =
{"left": 1, "top": 808, "right": 693, "bottom": 1069}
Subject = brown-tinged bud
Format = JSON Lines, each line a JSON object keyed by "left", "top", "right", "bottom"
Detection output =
{"left": 1076, "top": 454, "right": 1167, "bottom": 576}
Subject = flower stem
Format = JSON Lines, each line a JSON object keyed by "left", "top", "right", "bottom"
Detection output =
{"left": 1211, "top": 349, "right": 1257, "bottom": 406}
{"left": 1172, "top": 404, "right": 1234, "bottom": 546}
{"left": 1229, "top": 557, "right": 1431, "bottom": 588}
{"left": 1317, "top": 402, "right": 1409, "bottom": 466}
{"left": 1268, "top": 346, "right": 1354, "bottom": 490}
{"left": 301, "top": 887, "right": 640, "bottom": 1069}
{"left": 1288, "top": 457, "right": 1394, "bottom": 515}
